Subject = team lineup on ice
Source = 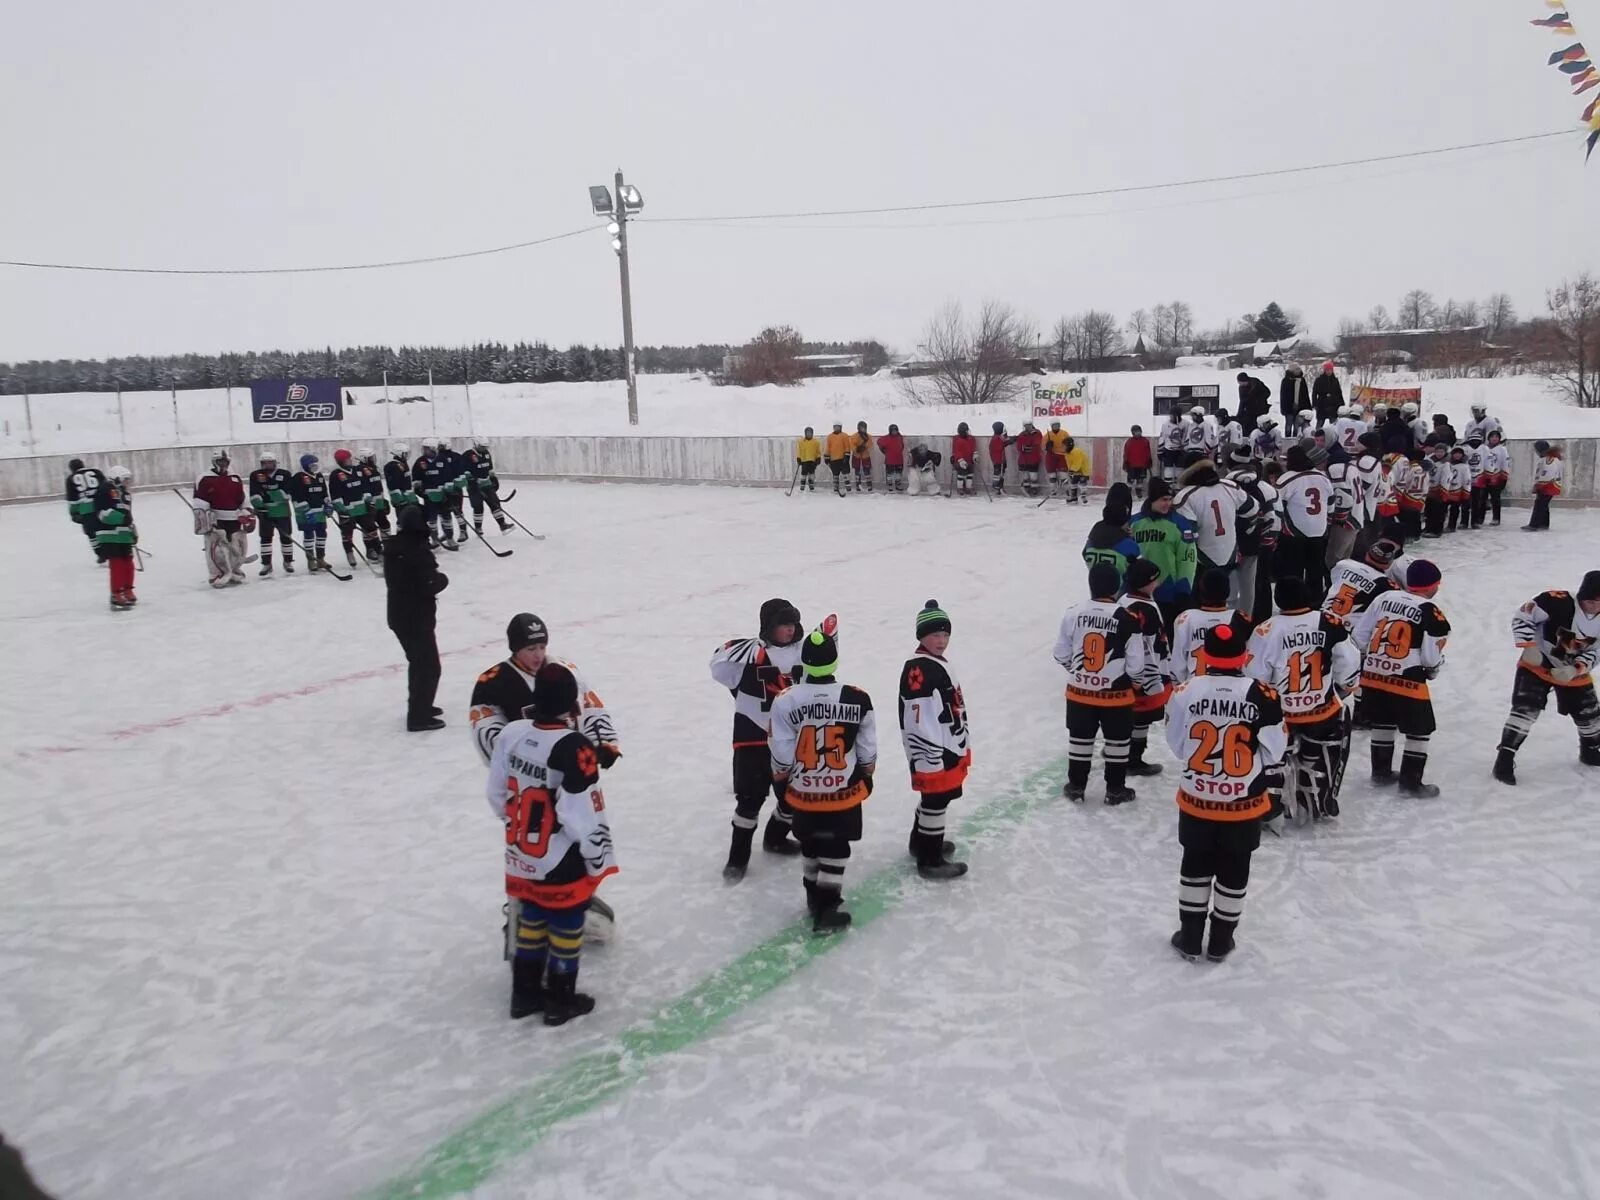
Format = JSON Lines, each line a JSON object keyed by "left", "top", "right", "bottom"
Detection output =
{"left": 7, "top": 380, "right": 1600, "bottom": 1199}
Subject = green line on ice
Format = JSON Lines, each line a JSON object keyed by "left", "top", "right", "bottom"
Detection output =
{"left": 363, "top": 758, "right": 1068, "bottom": 1200}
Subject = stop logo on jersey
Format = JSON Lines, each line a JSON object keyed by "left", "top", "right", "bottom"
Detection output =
{"left": 768, "top": 681, "right": 878, "bottom": 810}
{"left": 1165, "top": 674, "right": 1288, "bottom": 821}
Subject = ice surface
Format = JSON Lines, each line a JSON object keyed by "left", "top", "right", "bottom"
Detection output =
{"left": 3, "top": 483, "right": 1599, "bottom": 1200}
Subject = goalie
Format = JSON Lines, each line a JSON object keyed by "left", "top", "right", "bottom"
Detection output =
{"left": 193, "top": 450, "right": 255, "bottom": 588}
{"left": 905, "top": 443, "right": 943, "bottom": 495}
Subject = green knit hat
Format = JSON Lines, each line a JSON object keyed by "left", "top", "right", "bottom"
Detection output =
{"left": 801, "top": 628, "right": 838, "bottom": 679}
{"left": 916, "top": 599, "right": 951, "bottom": 639}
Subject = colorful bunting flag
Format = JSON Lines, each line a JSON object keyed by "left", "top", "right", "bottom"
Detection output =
{"left": 1533, "top": 14, "right": 1579, "bottom": 33}
{"left": 1531, "top": 4, "right": 1599, "bottom": 159}
{"left": 1549, "top": 42, "right": 1588, "bottom": 62}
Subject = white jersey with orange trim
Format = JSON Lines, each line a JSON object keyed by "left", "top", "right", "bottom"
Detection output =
{"left": 1482, "top": 443, "right": 1511, "bottom": 484}
{"left": 1352, "top": 589, "right": 1451, "bottom": 701}
{"left": 898, "top": 651, "right": 972, "bottom": 794}
{"left": 1534, "top": 454, "right": 1564, "bottom": 495}
{"left": 1511, "top": 590, "right": 1600, "bottom": 687}
{"left": 1053, "top": 599, "right": 1147, "bottom": 706}
{"left": 1244, "top": 608, "right": 1360, "bottom": 725}
{"left": 470, "top": 656, "right": 618, "bottom": 765}
{"left": 1177, "top": 478, "right": 1257, "bottom": 567}
{"left": 1353, "top": 453, "right": 1384, "bottom": 522}
{"left": 1323, "top": 559, "right": 1393, "bottom": 619}
{"left": 1331, "top": 416, "right": 1367, "bottom": 455}
{"left": 1164, "top": 673, "right": 1288, "bottom": 822}
{"left": 1171, "top": 606, "right": 1239, "bottom": 683}
{"left": 1277, "top": 470, "right": 1331, "bottom": 539}
{"left": 709, "top": 636, "right": 805, "bottom": 748}
{"left": 768, "top": 680, "right": 877, "bottom": 812}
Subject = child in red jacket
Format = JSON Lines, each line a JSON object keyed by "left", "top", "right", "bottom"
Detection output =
{"left": 989, "top": 422, "right": 1013, "bottom": 495}
{"left": 1015, "top": 421, "right": 1045, "bottom": 496}
{"left": 1124, "top": 425, "right": 1154, "bottom": 500}
{"left": 878, "top": 424, "right": 906, "bottom": 493}
{"left": 951, "top": 422, "right": 979, "bottom": 496}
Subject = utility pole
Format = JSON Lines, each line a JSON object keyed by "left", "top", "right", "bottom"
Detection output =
{"left": 615, "top": 168, "right": 639, "bottom": 427}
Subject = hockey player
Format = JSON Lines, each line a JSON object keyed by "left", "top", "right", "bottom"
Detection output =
{"left": 1494, "top": 573, "right": 1600, "bottom": 783}
{"left": 383, "top": 445, "right": 418, "bottom": 513}
{"left": 898, "top": 601, "right": 971, "bottom": 879}
{"left": 436, "top": 440, "right": 471, "bottom": 544}
{"left": 768, "top": 626, "right": 876, "bottom": 932}
{"left": 1171, "top": 569, "right": 1246, "bottom": 684}
{"left": 1421, "top": 442, "right": 1451, "bottom": 539}
{"left": 289, "top": 454, "right": 331, "bottom": 571}
{"left": 357, "top": 449, "right": 391, "bottom": 540}
{"left": 328, "top": 448, "right": 382, "bottom": 567}
{"left": 64, "top": 458, "right": 107, "bottom": 561}
{"left": 1123, "top": 425, "right": 1153, "bottom": 498}
{"left": 1015, "top": 420, "right": 1045, "bottom": 496}
{"left": 906, "top": 443, "right": 942, "bottom": 495}
{"left": 711, "top": 599, "right": 809, "bottom": 879}
{"left": 470, "top": 613, "right": 622, "bottom": 768}
{"left": 1183, "top": 405, "right": 1215, "bottom": 466}
{"left": 1250, "top": 415, "right": 1282, "bottom": 463}
{"left": 1330, "top": 405, "right": 1367, "bottom": 458}
{"left": 1403, "top": 402, "right": 1431, "bottom": 447}
{"left": 1082, "top": 483, "right": 1142, "bottom": 587}
{"left": 1525, "top": 441, "right": 1562, "bottom": 532}
{"left": 249, "top": 452, "right": 295, "bottom": 575}
{"left": 1176, "top": 458, "right": 1258, "bottom": 577}
{"left": 1157, "top": 406, "right": 1188, "bottom": 484}
{"left": 1323, "top": 537, "right": 1401, "bottom": 620}
{"left": 795, "top": 427, "right": 821, "bottom": 493}
{"left": 1352, "top": 559, "right": 1449, "bottom": 797}
{"left": 1323, "top": 452, "right": 1361, "bottom": 571}
{"left": 1063, "top": 437, "right": 1091, "bottom": 504}
{"left": 487, "top": 661, "right": 617, "bottom": 1024}
{"left": 193, "top": 449, "right": 252, "bottom": 587}
{"left": 1044, "top": 420, "right": 1071, "bottom": 494}
{"left": 989, "top": 422, "right": 1013, "bottom": 494}
{"left": 850, "top": 421, "right": 875, "bottom": 493}
{"left": 1054, "top": 563, "right": 1146, "bottom": 804}
{"left": 1213, "top": 409, "right": 1245, "bottom": 465}
{"left": 1121, "top": 558, "right": 1174, "bottom": 776}
{"left": 1445, "top": 445, "right": 1472, "bottom": 533}
{"left": 463, "top": 440, "right": 514, "bottom": 535}
{"left": 93, "top": 465, "right": 138, "bottom": 610}
{"left": 1130, "top": 480, "right": 1198, "bottom": 634}
{"left": 1463, "top": 404, "right": 1502, "bottom": 443}
{"left": 1482, "top": 430, "right": 1510, "bottom": 526}
{"left": 1166, "top": 620, "right": 1288, "bottom": 962}
{"left": 1352, "top": 433, "right": 1385, "bottom": 530}
{"left": 825, "top": 423, "right": 851, "bottom": 496}
{"left": 1275, "top": 447, "right": 1331, "bottom": 596}
{"left": 411, "top": 442, "right": 453, "bottom": 547}
{"left": 1394, "top": 450, "right": 1428, "bottom": 543}
{"left": 950, "top": 422, "right": 978, "bottom": 496}
{"left": 1464, "top": 436, "right": 1489, "bottom": 530}
{"left": 1246, "top": 578, "right": 1360, "bottom": 822}
{"left": 1225, "top": 450, "right": 1279, "bottom": 621}
{"left": 879, "top": 424, "right": 906, "bottom": 493}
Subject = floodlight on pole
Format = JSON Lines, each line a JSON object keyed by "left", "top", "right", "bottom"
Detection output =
{"left": 589, "top": 169, "right": 641, "bottom": 426}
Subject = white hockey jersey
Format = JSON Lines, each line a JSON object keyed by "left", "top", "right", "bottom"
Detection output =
{"left": 1171, "top": 606, "right": 1239, "bottom": 683}
{"left": 1177, "top": 477, "right": 1258, "bottom": 567}
{"left": 1245, "top": 608, "right": 1360, "bottom": 725}
{"left": 1331, "top": 417, "right": 1367, "bottom": 456}
{"left": 1324, "top": 461, "right": 1359, "bottom": 520}
{"left": 1482, "top": 443, "right": 1511, "bottom": 484}
{"left": 1250, "top": 429, "right": 1281, "bottom": 461}
{"left": 1216, "top": 420, "right": 1245, "bottom": 451}
{"left": 1185, "top": 419, "right": 1215, "bottom": 455}
{"left": 709, "top": 636, "right": 806, "bottom": 747}
{"left": 1323, "top": 558, "right": 1392, "bottom": 619}
{"left": 1165, "top": 673, "right": 1288, "bottom": 821}
{"left": 1352, "top": 589, "right": 1451, "bottom": 701}
{"left": 1159, "top": 418, "right": 1188, "bottom": 455}
{"left": 1352, "top": 453, "right": 1384, "bottom": 522}
{"left": 486, "top": 719, "right": 616, "bottom": 906}
{"left": 768, "top": 680, "right": 877, "bottom": 811}
{"left": 1463, "top": 416, "right": 1503, "bottom": 442}
{"left": 1120, "top": 595, "right": 1172, "bottom": 699}
{"left": 899, "top": 651, "right": 972, "bottom": 793}
{"left": 1534, "top": 454, "right": 1564, "bottom": 495}
{"left": 470, "top": 657, "right": 619, "bottom": 765}
{"left": 1448, "top": 461, "right": 1473, "bottom": 499}
{"left": 1054, "top": 599, "right": 1147, "bottom": 706}
{"left": 1512, "top": 590, "right": 1600, "bottom": 687}
{"left": 1276, "top": 470, "right": 1331, "bottom": 539}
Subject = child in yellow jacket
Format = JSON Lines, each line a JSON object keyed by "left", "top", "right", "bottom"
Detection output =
{"left": 850, "top": 421, "right": 875, "bottom": 493}
{"left": 824, "top": 423, "right": 851, "bottom": 495}
{"left": 795, "top": 427, "right": 821, "bottom": 493}
{"left": 1063, "top": 438, "right": 1092, "bottom": 504}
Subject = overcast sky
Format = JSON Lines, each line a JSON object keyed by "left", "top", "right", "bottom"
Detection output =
{"left": 1, "top": 0, "right": 1595, "bottom": 363}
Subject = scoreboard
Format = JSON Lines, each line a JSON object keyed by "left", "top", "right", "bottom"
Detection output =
{"left": 1152, "top": 383, "right": 1221, "bottom": 418}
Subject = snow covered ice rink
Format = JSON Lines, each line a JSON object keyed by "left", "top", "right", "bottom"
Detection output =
{"left": 4, "top": 481, "right": 1600, "bottom": 1200}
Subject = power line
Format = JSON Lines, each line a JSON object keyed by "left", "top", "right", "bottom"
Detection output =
{"left": 0, "top": 226, "right": 596, "bottom": 276}
{"left": 641, "top": 129, "right": 1578, "bottom": 224}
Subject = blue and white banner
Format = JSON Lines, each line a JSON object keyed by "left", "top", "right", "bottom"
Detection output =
{"left": 249, "top": 379, "right": 343, "bottom": 423}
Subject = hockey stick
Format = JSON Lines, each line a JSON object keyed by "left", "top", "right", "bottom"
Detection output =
{"left": 290, "top": 537, "right": 352, "bottom": 580}
{"left": 498, "top": 506, "right": 547, "bottom": 540}
{"left": 133, "top": 545, "right": 149, "bottom": 571}
{"left": 468, "top": 522, "right": 514, "bottom": 558}
{"left": 497, "top": 488, "right": 517, "bottom": 505}
{"left": 786, "top": 463, "right": 801, "bottom": 497}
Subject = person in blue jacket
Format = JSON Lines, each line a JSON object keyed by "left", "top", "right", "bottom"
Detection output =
{"left": 1129, "top": 478, "right": 1200, "bottom": 636}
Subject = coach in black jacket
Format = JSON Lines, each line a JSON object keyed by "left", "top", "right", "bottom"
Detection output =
{"left": 385, "top": 505, "right": 449, "bottom": 731}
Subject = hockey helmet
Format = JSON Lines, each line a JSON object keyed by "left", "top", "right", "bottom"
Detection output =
{"left": 299, "top": 453, "right": 319, "bottom": 473}
{"left": 1471, "top": 403, "right": 1487, "bottom": 415}
{"left": 1190, "top": 405, "right": 1205, "bottom": 417}
{"left": 108, "top": 464, "right": 131, "bottom": 482}
{"left": 419, "top": 440, "right": 436, "bottom": 455}
{"left": 211, "top": 449, "right": 231, "bottom": 471}
{"left": 261, "top": 452, "right": 278, "bottom": 465}
{"left": 992, "top": 421, "right": 1005, "bottom": 433}
{"left": 1257, "top": 415, "right": 1276, "bottom": 430}
{"left": 358, "top": 447, "right": 376, "bottom": 463}
{"left": 957, "top": 422, "right": 969, "bottom": 436}
{"left": 333, "top": 448, "right": 353, "bottom": 466}
{"left": 390, "top": 444, "right": 408, "bottom": 461}
{"left": 474, "top": 439, "right": 490, "bottom": 452}
{"left": 1297, "top": 409, "right": 1314, "bottom": 423}
{"left": 1401, "top": 402, "right": 1420, "bottom": 417}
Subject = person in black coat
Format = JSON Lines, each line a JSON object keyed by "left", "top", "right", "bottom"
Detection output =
{"left": 1235, "top": 373, "right": 1272, "bottom": 431}
{"left": 385, "top": 504, "right": 449, "bottom": 731}
{"left": 1311, "top": 361, "right": 1344, "bottom": 426}
{"left": 1278, "top": 365, "right": 1311, "bottom": 428}
{"left": 1379, "top": 407, "right": 1415, "bottom": 456}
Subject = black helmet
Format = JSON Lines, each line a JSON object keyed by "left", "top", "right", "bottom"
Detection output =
{"left": 526, "top": 662, "right": 579, "bottom": 722}
{"left": 957, "top": 422, "right": 970, "bottom": 435}
{"left": 507, "top": 612, "right": 549, "bottom": 652}
{"left": 804, "top": 425, "right": 814, "bottom": 436}
{"left": 888, "top": 423, "right": 899, "bottom": 434}
{"left": 992, "top": 421, "right": 1005, "bottom": 433}
{"left": 69, "top": 457, "right": 84, "bottom": 471}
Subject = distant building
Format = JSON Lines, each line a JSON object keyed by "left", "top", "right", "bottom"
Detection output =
{"left": 1339, "top": 327, "right": 1487, "bottom": 369}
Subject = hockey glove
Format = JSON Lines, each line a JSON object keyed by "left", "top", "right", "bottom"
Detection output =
{"left": 1549, "top": 664, "right": 1580, "bottom": 683}
{"left": 431, "top": 572, "right": 450, "bottom": 594}
{"left": 595, "top": 743, "right": 622, "bottom": 769}
{"left": 1519, "top": 647, "right": 1545, "bottom": 670}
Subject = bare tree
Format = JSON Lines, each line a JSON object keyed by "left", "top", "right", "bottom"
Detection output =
{"left": 1458, "top": 298, "right": 1481, "bottom": 328}
{"left": 1397, "top": 289, "right": 1438, "bottom": 330}
{"left": 1151, "top": 304, "right": 1173, "bottom": 347}
{"left": 901, "top": 300, "right": 1033, "bottom": 407}
{"left": 1367, "top": 304, "right": 1391, "bottom": 331}
{"left": 1484, "top": 293, "right": 1516, "bottom": 338}
{"left": 1070, "top": 309, "right": 1123, "bottom": 362}
{"left": 1127, "top": 308, "right": 1150, "bottom": 341}
{"left": 1438, "top": 299, "right": 1462, "bottom": 329}
{"left": 1336, "top": 315, "right": 1365, "bottom": 341}
{"left": 1169, "top": 300, "right": 1195, "bottom": 347}
{"left": 1547, "top": 272, "right": 1600, "bottom": 408}
{"left": 731, "top": 325, "right": 804, "bottom": 386}
{"left": 1050, "top": 316, "right": 1073, "bottom": 370}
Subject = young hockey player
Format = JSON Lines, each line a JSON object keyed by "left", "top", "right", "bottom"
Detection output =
{"left": 951, "top": 422, "right": 978, "bottom": 496}
{"left": 64, "top": 458, "right": 107, "bottom": 561}
{"left": 1525, "top": 441, "right": 1562, "bottom": 532}
{"left": 1157, "top": 405, "right": 1188, "bottom": 485}
{"left": 1246, "top": 578, "right": 1360, "bottom": 822}
{"left": 1323, "top": 453, "right": 1361, "bottom": 571}
{"left": 879, "top": 424, "right": 906, "bottom": 492}
{"left": 328, "top": 448, "right": 381, "bottom": 567}
{"left": 1015, "top": 420, "right": 1045, "bottom": 496}
{"left": 358, "top": 450, "right": 391, "bottom": 541}
{"left": 1402, "top": 401, "right": 1430, "bottom": 447}
{"left": 1121, "top": 558, "right": 1174, "bottom": 776}
{"left": 1044, "top": 421, "right": 1072, "bottom": 493}
{"left": 1275, "top": 447, "right": 1331, "bottom": 596}
{"left": 1482, "top": 430, "right": 1510, "bottom": 526}
{"left": 1394, "top": 450, "right": 1428, "bottom": 543}
{"left": 906, "top": 443, "right": 942, "bottom": 495}
{"left": 1493, "top": 573, "right": 1600, "bottom": 784}
{"left": 1250, "top": 414, "right": 1282, "bottom": 463}
{"left": 1444, "top": 445, "right": 1472, "bottom": 533}
{"left": 1130, "top": 479, "right": 1198, "bottom": 634}
{"left": 1463, "top": 436, "right": 1489, "bottom": 530}
{"left": 1463, "top": 403, "right": 1502, "bottom": 443}
{"left": 795, "top": 427, "right": 821, "bottom": 493}
{"left": 1183, "top": 405, "right": 1215, "bottom": 466}
{"left": 711, "top": 599, "right": 811, "bottom": 879}
{"left": 412, "top": 442, "right": 453, "bottom": 547}
{"left": 463, "top": 440, "right": 514, "bottom": 535}
{"left": 989, "top": 422, "right": 1013, "bottom": 495}
{"left": 487, "top": 661, "right": 617, "bottom": 1024}
{"left": 1421, "top": 442, "right": 1451, "bottom": 539}
{"left": 1176, "top": 458, "right": 1259, "bottom": 577}
{"left": 1063, "top": 437, "right": 1092, "bottom": 504}
{"left": 383, "top": 445, "right": 418, "bottom": 514}
{"left": 1330, "top": 405, "right": 1367, "bottom": 458}
{"left": 1171, "top": 569, "right": 1245, "bottom": 684}
{"left": 825, "top": 423, "right": 851, "bottom": 495}
{"left": 249, "top": 451, "right": 295, "bottom": 575}
{"left": 94, "top": 466, "right": 138, "bottom": 610}
{"left": 436, "top": 440, "right": 471, "bottom": 544}
{"left": 768, "top": 626, "right": 876, "bottom": 932}
{"left": 850, "top": 422, "right": 875, "bottom": 493}
{"left": 1225, "top": 450, "right": 1279, "bottom": 622}
{"left": 1213, "top": 409, "right": 1245, "bottom": 464}
{"left": 1123, "top": 425, "right": 1153, "bottom": 498}
{"left": 470, "top": 613, "right": 622, "bottom": 767}
{"left": 1351, "top": 433, "right": 1384, "bottom": 531}
{"left": 1323, "top": 537, "right": 1401, "bottom": 620}
{"left": 1082, "top": 483, "right": 1142, "bottom": 588}
{"left": 1352, "top": 559, "right": 1449, "bottom": 798}
{"left": 1166, "top": 620, "right": 1288, "bottom": 961}
{"left": 899, "top": 601, "right": 971, "bottom": 879}
{"left": 192, "top": 449, "right": 251, "bottom": 587}
{"left": 289, "top": 454, "right": 331, "bottom": 571}
{"left": 1054, "top": 563, "right": 1146, "bottom": 804}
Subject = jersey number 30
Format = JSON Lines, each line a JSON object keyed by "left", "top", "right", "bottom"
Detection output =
{"left": 505, "top": 780, "right": 555, "bottom": 856}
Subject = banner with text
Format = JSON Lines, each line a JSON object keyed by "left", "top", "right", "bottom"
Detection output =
{"left": 1031, "top": 377, "right": 1088, "bottom": 420}
{"left": 249, "top": 379, "right": 344, "bottom": 423}
{"left": 1352, "top": 385, "right": 1423, "bottom": 405}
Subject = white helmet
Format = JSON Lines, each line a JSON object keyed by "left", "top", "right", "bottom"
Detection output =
{"left": 260, "top": 451, "right": 278, "bottom": 465}
{"left": 1402, "top": 402, "right": 1419, "bottom": 417}
{"left": 1471, "top": 403, "right": 1487, "bottom": 415}
{"left": 1298, "top": 409, "right": 1314, "bottom": 423}
{"left": 1257, "top": 415, "right": 1276, "bottom": 430}
{"left": 1342, "top": 405, "right": 1360, "bottom": 419}
{"left": 390, "top": 443, "right": 409, "bottom": 460}
{"left": 1190, "top": 405, "right": 1205, "bottom": 417}
{"left": 109, "top": 464, "right": 131, "bottom": 482}
{"left": 210, "top": 449, "right": 231, "bottom": 470}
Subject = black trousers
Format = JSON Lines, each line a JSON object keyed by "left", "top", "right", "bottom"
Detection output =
{"left": 389, "top": 620, "right": 441, "bottom": 720}
{"left": 1528, "top": 491, "right": 1553, "bottom": 530}
{"left": 1500, "top": 668, "right": 1600, "bottom": 753}
{"left": 1470, "top": 486, "right": 1488, "bottom": 528}
{"left": 1487, "top": 483, "right": 1504, "bottom": 523}
{"left": 469, "top": 487, "right": 505, "bottom": 519}
{"left": 1423, "top": 493, "right": 1447, "bottom": 536}
{"left": 1066, "top": 700, "right": 1133, "bottom": 788}
{"left": 732, "top": 744, "right": 790, "bottom": 826}
{"left": 1177, "top": 810, "right": 1261, "bottom": 944}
